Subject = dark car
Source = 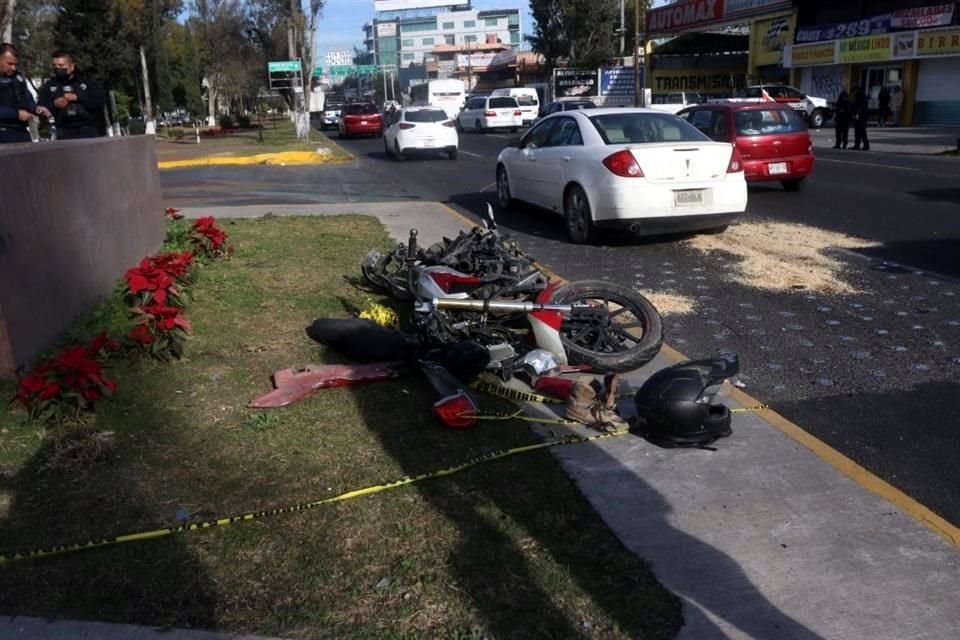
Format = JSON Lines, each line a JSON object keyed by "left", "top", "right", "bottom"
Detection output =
{"left": 540, "top": 100, "right": 596, "bottom": 116}
{"left": 338, "top": 102, "right": 383, "bottom": 139}
{"left": 678, "top": 102, "right": 814, "bottom": 192}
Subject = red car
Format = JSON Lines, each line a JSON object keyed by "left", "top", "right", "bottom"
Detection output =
{"left": 338, "top": 102, "right": 383, "bottom": 138}
{"left": 677, "top": 103, "right": 814, "bottom": 192}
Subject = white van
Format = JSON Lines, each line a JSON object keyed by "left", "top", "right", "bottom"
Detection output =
{"left": 489, "top": 88, "right": 539, "bottom": 126}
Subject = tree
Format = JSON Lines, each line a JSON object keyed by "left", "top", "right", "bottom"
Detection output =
{"left": 5, "top": 0, "right": 57, "bottom": 80}
{"left": 528, "top": 0, "right": 622, "bottom": 71}
{"left": 527, "top": 0, "right": 568, "bottom": 77}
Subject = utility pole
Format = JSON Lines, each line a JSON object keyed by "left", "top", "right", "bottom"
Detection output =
{"left": 633, "top": 0, "right": 644, "bottom": 107}
{"left": 140, "top": 45, "right": 156, "bottom": 134}
{"left": 2, "top": 0, "right": 15, "bottom": 42}
{"left": 619, "top": 0, "right": 625, "bottom": 59}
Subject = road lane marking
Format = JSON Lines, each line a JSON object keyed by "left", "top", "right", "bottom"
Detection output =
{"left": 480, "top": 182, "right": 496, "bottom": 192}
{"left": 817, "top": 157, "right": 920, "bottom": 171}
{"left": 461, "top": 150, "right": 484, "bottom": 158}
{"left": 488, "top": 134, "right": 512, "bottom": 139}
{"left": 431, "top": 199, "right": 960, "bottom": 550}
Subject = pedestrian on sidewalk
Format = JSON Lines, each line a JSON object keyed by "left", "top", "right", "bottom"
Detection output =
{"left": 832, "top": 89, "right": 851, "bottom": 149}
{"left": 37, "top": 50, "right": 104, "bottom": 139}
{"left": 0, "top": 43, "right": 38, "bottom": 145}
{"left": 852, "top": 86, "right": 870, "bottom": 151}
{"left": 890, "top": 86, "right": 903, "bottom": 127}
{"left": 878, "top": 86, "right": 891, "bottom": 126}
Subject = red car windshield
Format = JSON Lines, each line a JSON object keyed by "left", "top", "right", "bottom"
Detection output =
{"left": 734, "top": 109, "right": 807, "bottom": 136}
{"left": 345, "top": 103, "right": 379, "bottom": 115}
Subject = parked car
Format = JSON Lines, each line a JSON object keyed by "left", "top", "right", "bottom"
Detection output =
{"left": 495, "top": 109, "right": 747, "bottom": 244}
{"left": 384, "top": 107, "right": 459, "bottom": 160}
{"left": 338, "top": 102, "right": 383, "bottom": 138}
{"left": 648, "top": 92, "right": 704, "bottom": 115}
{"left": 540, "top": 100, "right": 597, "bottom": 116}
{"left": 712, "top": 84, "right": 832, "bottom": 128}
{"left": 458, "top": 96, "right": 523, "bottom": 133}
{"left": 678, "top": 102, "right": 814, "bottom": 192}
{"left": 489, "top": 87, "right": 540, "bottom": 125}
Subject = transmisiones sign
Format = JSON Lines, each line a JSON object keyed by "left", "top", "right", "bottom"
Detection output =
{"left": 646, "top": 0, "right": 792, "bottom": 36}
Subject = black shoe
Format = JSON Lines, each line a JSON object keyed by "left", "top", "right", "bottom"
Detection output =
{"left": 862, "top": 146, "right": 869, "bottom": 151}
{"left": 832, "top": 145, "right": 841, "bottom": 149}
{"left": 851, "top": 146, "right": 860, "bottom": 150}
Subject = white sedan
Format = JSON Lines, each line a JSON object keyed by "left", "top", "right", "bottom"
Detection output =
{"left": 384, "top": 107, "right": 459, "bottom": 160}
{"left": 495, "top": 108, "right": 748, "bottom": 244}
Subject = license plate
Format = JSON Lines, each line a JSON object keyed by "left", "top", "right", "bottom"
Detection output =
{"left": 417, "top": 139, "right": 435, "bottom": 148}
{"left": 769, "top": 162, "right": 788, "bottom": 175}
{"left": 675, "top": 190, "right": 704, "bottom": 206}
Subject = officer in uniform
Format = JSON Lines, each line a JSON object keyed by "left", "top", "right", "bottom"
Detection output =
{"left": 0, "top": 43, "right": 38, "bottom": 145}
{"left": 37, "top": 50, "right": 104, "bottom": 140}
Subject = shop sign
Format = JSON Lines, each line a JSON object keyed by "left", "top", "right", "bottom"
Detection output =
{"left": 837, "top": 34, "right": 892, "bottom": 63}
{"left": 789, "top": 42, "right": 837, "bottom": 66}
{"left": 600, "top": 66, "right": 643, "bottom": 97}
{"left": 554, "top": 68, "right": 599, "bottom": 98}
{"left": 376, "top": 22, "right": 397, "bottom": 38}
{"left": 891, "top": 4, "right": 955, "bottom": 30}
{"left": 916, "top": 28, "right": 960, "bottom": 55}
{"left": 651, "top": 69, "right": 745, "bottom": 93}
{"left": 754, "top": 15, "right": 794, "bottom": 66}
{"left": 892, "top": 32, "right": 917, "bottom": 59}
{"left": 646, "top": 0, "right": 724, "bottom": 35}
{"left": 796, "top": 16, "right": 890, "bottom": 44}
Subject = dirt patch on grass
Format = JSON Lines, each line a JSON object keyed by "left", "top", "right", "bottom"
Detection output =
{"left": 686, "top": 221, "right": 877, "bottom": 294}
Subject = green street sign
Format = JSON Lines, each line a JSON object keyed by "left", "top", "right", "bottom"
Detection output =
{"left": 356, "top": 64, "right": 378, "bottom": 76}
{"left": 329, "top": 64, "right": 353, "bottom": 76}
{"left": 313, "top": 67, "right": 323, "bottom": 76}
{"left": 268, "top": 60, "right": 301, "bottom": 73}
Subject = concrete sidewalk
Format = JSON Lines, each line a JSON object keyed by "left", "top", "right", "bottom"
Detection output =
{"left": 4, "top": 202, "right": 959, "bottom": 639}
{"left": 810, "top": 124, "right": 959, "bottom": 155}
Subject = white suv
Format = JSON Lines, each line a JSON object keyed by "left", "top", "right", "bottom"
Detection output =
{"left": 458, "top": 96, "right": 523, "bottom": 133}
{"left": 718, "top": 85, "right": 832, "bottom": 128}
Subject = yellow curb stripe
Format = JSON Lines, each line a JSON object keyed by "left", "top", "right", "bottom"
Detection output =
{"left": 434, "top": 205, "right": 960, "bottom": 549}
{"left": 158, "top": 151, "right": 347, "bottom": 170}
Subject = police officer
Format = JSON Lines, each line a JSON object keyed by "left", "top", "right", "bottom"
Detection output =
{"left": 0, "top": 43, "right": 38, "bottom": 145}
{"left": 37, "top": 50, "right": 104, "bottom": 139}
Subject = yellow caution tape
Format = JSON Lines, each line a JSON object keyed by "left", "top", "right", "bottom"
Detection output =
{"left": 731, "top": 405, "right": 769, "bottom": 414}
{"left": 0, "top": 429, "right": 627, "bottom": 566}
{"left": 470, "top": 380, "right": 566, "bottom": 405}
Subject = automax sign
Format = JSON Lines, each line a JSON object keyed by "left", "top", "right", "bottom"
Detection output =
{"left": 837, "top": 34, "right": 893, "bottom": 63}
{"left": 646, "top": 0, "right": 725, "bottom": 35}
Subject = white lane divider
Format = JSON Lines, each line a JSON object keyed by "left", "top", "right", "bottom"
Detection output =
{"left": 461, "top": 150, "right": 484, "bottom": 158}
{"left": 817, "top": 157, "right": 920, "bottom": 171}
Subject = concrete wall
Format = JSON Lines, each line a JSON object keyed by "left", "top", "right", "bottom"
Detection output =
{"left": 0, "top": 136, "right": 165, "bottom": 379}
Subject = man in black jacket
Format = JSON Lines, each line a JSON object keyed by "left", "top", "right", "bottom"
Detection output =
{"left": 37, "top": 50, "right": 104, "bottom": 139}
{"left": 0, "top": 43, "right": 38, "bottom": 144}
{"left": 851, "top": 85, "right": 870, "bottom": 151}
{"left": 832, "top": 89, "right": 851, "bottom": 149}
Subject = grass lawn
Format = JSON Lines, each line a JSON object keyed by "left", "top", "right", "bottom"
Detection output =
{"left": 0, "top": 216, "right": 681, "bottom": 639}
{"left": 156, "top": 117, "right": 352, "bottom": 161}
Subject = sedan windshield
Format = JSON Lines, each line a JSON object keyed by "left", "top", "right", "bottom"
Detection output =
{"left": 589, "top": 113, "right": 710, "bottom": 144}
{"left": 404, "top": 109, "right": 449, "bottom": 123}
{"left": 734, "top": 109, "right": 807, "bottom": 136}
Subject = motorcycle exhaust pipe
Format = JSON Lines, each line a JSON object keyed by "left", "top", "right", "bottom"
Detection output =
{"left": 628, "top": 224, "right": 640, "bottom": 234}
{"left": 430, "top": 298, "right": 574, "bottom": 313}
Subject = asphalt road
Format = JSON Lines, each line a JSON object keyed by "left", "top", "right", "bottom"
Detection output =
{"left": 161, "top": 126, "right": 960, "bottom": 527}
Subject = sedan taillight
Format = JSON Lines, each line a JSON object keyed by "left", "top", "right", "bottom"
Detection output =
{"left": 398, "top": 122, "right": 416, "bottom": 129}
{"left": 442, "top": 120, "right": 456, "bottom": 128}
{"left": 484, "top": 111, "right": 497, "bottom": 117}
{"left": 602, "top": 150, "right": 644, "bottom": 177}
{"left": 514, "top": 110, "right": 522, "bottom": 116}
{"left": 727, "top": 148, "right": 744, "bottom": 173}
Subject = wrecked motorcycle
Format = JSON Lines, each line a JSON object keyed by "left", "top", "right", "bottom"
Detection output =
{"left": 360, "top": 205, "right": 664, "bottom": 375}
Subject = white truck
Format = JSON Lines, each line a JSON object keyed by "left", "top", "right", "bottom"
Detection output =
{"left": 709, "top": 85, "right": 832, "bottom": 128}
{"left": 648, "top": 92, "right": 705, "bottom": 114}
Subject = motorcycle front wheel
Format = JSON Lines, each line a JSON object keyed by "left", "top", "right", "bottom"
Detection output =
{"left": 550, "top": 280, "right": 663, "bottom": 373}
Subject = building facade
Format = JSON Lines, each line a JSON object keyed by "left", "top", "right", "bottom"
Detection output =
{"left": 363, "top": 2, "right": 521, "bottom": 73}
{"left": 785, "top": 1, "right": 960, "bottom": 125}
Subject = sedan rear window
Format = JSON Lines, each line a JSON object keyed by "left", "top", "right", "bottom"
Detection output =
{"left": 490, "top": 97, "right": 519, "bottom": 109}
{"left": 516, "top": 95, "right": 537, "bottom": 106}
{"left": 404, "top": 109, "right": 449, "bottom": 123}
{"left": 589, "top": 113, "right": 710, "bottom": 144}
{"left": 345, "top": 103, "right": 379, "bottom": 115}
{"left": 734, "top": 109, "right": 807, "bottom": 136}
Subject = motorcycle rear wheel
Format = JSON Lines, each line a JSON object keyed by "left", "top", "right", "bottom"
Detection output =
{"left": 550, "top": 280, "right": 663, "bottom": 373}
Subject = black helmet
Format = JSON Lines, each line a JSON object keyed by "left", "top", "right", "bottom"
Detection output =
{"left": 633, "top": 355, "right": 739, "bottom": 448}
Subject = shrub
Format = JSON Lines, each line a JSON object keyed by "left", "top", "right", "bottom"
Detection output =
{"left": 218, "top": 114, "right": 235, "bottom": 129}
{"left": 237, "top": 114, "right": 252, "bottom": 128}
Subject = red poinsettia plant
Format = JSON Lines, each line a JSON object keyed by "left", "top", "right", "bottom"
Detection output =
{"left": 190, "top": 216, "right": 233, "bottom": 259}
{"left": 123, "top": 257, "right": 186, "bottom": 308}
{"left": 165, "top": 207, "right": 185, "bottom": 220}
{"left": 128, "top": 303, "right": 193, "bottom": 361}
{"left": 14, "top": 332, "right": 120, "bottom": 421}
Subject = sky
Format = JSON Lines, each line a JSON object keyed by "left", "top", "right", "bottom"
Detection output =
{"left": 314, "top": 0, "right": 671, "bottom": 61}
